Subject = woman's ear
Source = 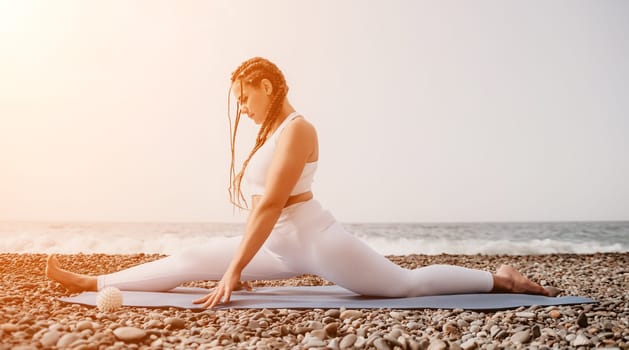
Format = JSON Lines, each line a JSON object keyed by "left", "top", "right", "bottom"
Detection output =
{"left": 261, "top": 78, "right": 273, "bottom": 96}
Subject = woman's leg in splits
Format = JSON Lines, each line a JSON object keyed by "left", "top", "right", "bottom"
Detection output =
{"left": 308, "top": 222, "right": 549, "bottom": 297}
{"left": 46, "top": 236, "right": 297, "bottom": 292}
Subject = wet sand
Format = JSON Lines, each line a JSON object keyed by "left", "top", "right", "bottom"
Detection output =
{"left": 0, "top": 252, "right": 627, "bottom": 349}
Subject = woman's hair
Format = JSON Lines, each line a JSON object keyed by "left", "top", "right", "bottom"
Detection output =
{"left": 228, "top": 57, "right": 289, "bottom": 209}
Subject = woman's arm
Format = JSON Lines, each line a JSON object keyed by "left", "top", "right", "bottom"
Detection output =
{"left": 194, "top": 117, "right": 317, "bottom": 308}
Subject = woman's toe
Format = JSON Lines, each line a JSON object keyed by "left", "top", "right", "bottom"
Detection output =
{"left": 544, "top": 286, "right": 561, "bottom": 297}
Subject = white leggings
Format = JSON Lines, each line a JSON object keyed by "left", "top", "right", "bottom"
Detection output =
{"left": 97, "top": 200, "right": 493, "bottom": 297}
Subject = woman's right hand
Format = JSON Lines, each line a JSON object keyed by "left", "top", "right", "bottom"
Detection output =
{"left": 234, "top": 281, "right": 253, "bottom": 291}
{"left": 192, "top": 276, "right": 254, "bottom": 309}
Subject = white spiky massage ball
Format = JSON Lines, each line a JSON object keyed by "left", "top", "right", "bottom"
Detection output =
{"left": 96, "top": 287, "right": 123, "bottom": 312}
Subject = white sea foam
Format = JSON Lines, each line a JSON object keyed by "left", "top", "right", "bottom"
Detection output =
{"left": 0, "top": 230, "right": 625, "bottom": 255}
{"left": 0, "top": 231, "right": 235, "bottom": 255}
{"left": 356, "top": 235, "right": 627, "bottom": 255}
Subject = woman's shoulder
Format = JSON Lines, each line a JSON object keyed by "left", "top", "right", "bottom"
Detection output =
{"left": 276, "top": 115, "right": 319, "bottom": 162}
{"left": 283, "top": 115, "right": 317, "bottom": 139}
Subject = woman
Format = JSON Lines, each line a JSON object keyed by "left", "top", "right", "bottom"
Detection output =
{"left": 46, "top": 57, "right": 551, "bottom": 309}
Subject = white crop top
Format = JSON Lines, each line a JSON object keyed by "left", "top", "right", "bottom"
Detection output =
{"left": 244, "top": 112, "right": 317, "bottom": 197}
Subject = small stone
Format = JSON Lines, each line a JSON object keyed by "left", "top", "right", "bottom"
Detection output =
{"left": 248, "top": 319, "right": 261, "bottom": 330}
{"left": 340, "top": 334, "right": 357, "bottom": 348}
{"left": 340, "top": 310, "right": 363, "bottom": 321}
{"left": 325, "top": 309, "right": 341, "bottom": 318}
{"left": 573, "top": 334, "right": 591, "bottom": 347}
{"left": 76, "top": 321, "right": 93, "bottom": 331}
{"left": 383, "top": 334, "right": 403, "bottom": 348}
{"left": 589, "top": 335, "right": 600, "bottom": 344}
{"left": 516, "top": 312, "right": 536, "bottom": 319}
{"left": 358, "top": 336, "right": 371, "bottom": 347}
{"left": 303, "top": 335, "right": 326, "bottom": 348}
{"left": 67, "top": 339, "right": 91, "bottom": 349}
{"left": 148, "top": 312, "right": 162, "bottom": 319}
{"left": 293, "top": 326, "right": 312, "bottom": 335}
{"left": 0, "top": 323, "right": 18, "bottom": 332}
{"left": 532, "top": 325, "right": 541, "bottom": 339}
{"left": 511, "top": 330, "right": 531, "bottom": 344}
{"left": 113, "top": 326, "right": 147, "bottom": 342}
{"left": 164, "top": 317, "right": 186, "bottom": 330}
{"left": 577, "top": 312, "right": 588, "bottom": 328}
{"left": 598, "top": 331, "right": 614, "bottom": 339}
{"left": 443, "top": 322, "right": 460, "bottom": 339}
{"left": 397, "top": 335, "right": 408, "bottom": 349}
{"left": 145, "top": 319, "right": 162, "bottom": 328}
{"left": 449, "top": 342, "right": 462, "bottom": 350}
{"left": 460, "top": 339, "right": 477, "bottom": 350}
{"left": 602, "top": 321, "right": 614, "bottom": 331}
{"left": 490, "top": 325, "right": 502, "bottom": 338}
{"left": 356, "top": 327, "right": 367, "bottom": 337}
{"left": 311, "top": 329, "right": 327, "bottom": 340}
{"left": 324, "top": 322, "right": 339, "bottom": 337}
{"left": 40, "top": 330, "right": 61, "bottom": 348}
{"left": 407, "top": 321, "right": 420, "bottom": 330}
{"left": 374, "top": 337, "right": 392, "bottom": 350}
{"left": 389, "top": 328, "right": 403, "bottom": 339}
{"left": 427, "top": 338, "right": 448, "bottom": 350}
{"left": 408, "top": 339, "right": 421, "bottom": 350}
{"left": 390, "top": 311, "right": 403, "bottom": 320}
{"left": 416, "top": 338, "right": 430, "bottom": 350}
{"left": 49, "top": 323, "right": 64, "bottom": 332}
{"left": 57, "top": 333, "right": 80, "bottom": 348}
{"left": 549, "top": 310, "right": 561, "bottom": 319}
{"left": 308, "top": 320, "right": 324, "bottom": 330}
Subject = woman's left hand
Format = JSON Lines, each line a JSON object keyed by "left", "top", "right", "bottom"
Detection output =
{"left": 192, "top": 268, "right": 250, "bottom": 308}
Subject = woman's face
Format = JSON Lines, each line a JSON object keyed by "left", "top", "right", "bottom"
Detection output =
{"left": 232, "top": 79, "right": 272, "bottom": 125}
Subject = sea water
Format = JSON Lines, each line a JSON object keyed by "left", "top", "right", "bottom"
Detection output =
{"left": 1, "top": 221, "right": 627, "bottom": 255}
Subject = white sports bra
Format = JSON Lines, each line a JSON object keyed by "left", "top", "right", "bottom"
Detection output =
{"left": 244, "top": 112, "right": 317, "bottom": 197}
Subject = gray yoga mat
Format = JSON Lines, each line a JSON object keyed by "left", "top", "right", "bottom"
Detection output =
{"left": 59, "top": 285, "right": 595, "bottom": 310}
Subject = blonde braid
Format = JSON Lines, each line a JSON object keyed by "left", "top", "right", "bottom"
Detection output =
{"left": 227, "top": 57, "right": 289, "bottom": 209}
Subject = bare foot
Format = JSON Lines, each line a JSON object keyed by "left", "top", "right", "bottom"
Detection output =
{"left": 493, "top": 264, "right": 550, "bottom": 296}
{"left": 543, "top": 286, "right": 562, "bottom": 297}
{"left": 45, "top": 255, "right": 97, "bottom": 293}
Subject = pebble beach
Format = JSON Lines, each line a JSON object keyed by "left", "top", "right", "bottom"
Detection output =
{"left": 0, "top": 252, "right": 627, "bottom": 349}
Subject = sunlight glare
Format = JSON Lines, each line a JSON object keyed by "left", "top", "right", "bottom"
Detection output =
{"left": 0, "top": 1, "right": 37, "bottom": 33}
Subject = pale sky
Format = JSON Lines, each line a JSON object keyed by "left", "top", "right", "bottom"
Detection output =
{"left": 1, "top": 0, "right": 628, "bottom": 223}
